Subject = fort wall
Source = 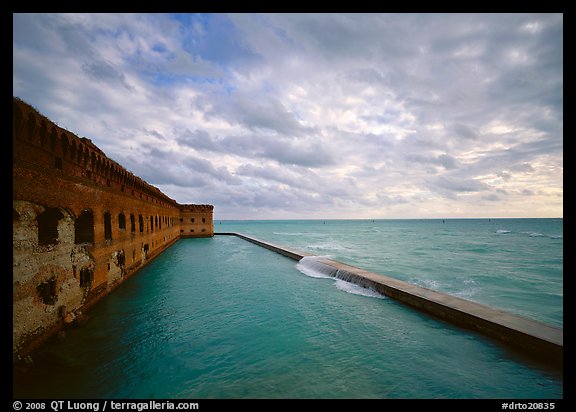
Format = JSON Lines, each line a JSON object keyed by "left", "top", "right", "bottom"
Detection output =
{"left": 179, "top": 204, "right": 214, "bottom": 238}
{"left": 12, "top": 97, "right": 213, "bottom": 359}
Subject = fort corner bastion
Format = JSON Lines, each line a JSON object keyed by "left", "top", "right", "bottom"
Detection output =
{"left": 12, "top": 97, "right": 214, "bottom": 360}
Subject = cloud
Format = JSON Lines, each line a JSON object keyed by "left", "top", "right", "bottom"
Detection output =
{"left": 82, "top": 59, "right": 133, "bottom": 90}
{"left": 452, "top": 123, "right": 479, "bottom": 140}
{"left": 177, "top": 129, "right": 333, "bottom": 167}
{"left": 13, "top": 13, "right": 563, "bottom": 218}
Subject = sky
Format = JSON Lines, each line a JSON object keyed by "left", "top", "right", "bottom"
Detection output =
{"left": 13, "top": 13, "right": 563, "bottom": 220}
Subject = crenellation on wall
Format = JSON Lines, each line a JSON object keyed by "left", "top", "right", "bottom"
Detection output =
{"left": 13, "top": 97, "right": 214, "bottom": 360}
{"left": 13, "top": 98, "right": 180, "bottom": 210}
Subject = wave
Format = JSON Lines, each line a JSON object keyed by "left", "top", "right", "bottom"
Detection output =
{"left": 306, "top": 242, "right": 349, "bottom": 252}
{"left": 296, "top": 256, "right": 385, "bottom": 299}
{"left": 495, "top": 230, "right": 562, "bottom": 239}
{"left": 295, "top": 256, "right": 335, "bottom": 279}
{"left": 334, "top": 279, "right": 386, "bottom": 299}
{"left": 410, "top": 278, "right": 442, "bottom": 290}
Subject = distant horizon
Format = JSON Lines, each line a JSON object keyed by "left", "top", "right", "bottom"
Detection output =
{"left": 214, "top": 216, "right": 563, "bottom": 221}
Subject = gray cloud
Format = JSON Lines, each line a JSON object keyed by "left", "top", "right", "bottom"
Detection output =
{"left": 82, "top": 60, "right": 133, "bottom": 90}
{"left": 178, "top": 129, "right": 334, "bottom": 168}
{"left": 453, "top": 123, "right": 479, "bottom": 140}
{"left": 13, "top": 13, "right": 563, "bottom": 218}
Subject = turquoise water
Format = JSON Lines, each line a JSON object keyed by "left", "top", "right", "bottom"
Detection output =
{"left": 14, "top": 219, "right": 563, "bottom": 398}
{"left": 218, "top": 218, "right": 563, "bottom": 327}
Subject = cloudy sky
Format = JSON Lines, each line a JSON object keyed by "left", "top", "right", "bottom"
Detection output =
{"left": 13, "top": 13, "right": 563, "bottom": 219}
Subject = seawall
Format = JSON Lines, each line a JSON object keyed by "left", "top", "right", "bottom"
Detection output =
{"left": 217, "top": 232, "right": 563, "bottom": 367}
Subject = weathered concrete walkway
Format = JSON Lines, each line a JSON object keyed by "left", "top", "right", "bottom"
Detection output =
{"left": 216, "top": 232, "right": 563, "bottom": 367}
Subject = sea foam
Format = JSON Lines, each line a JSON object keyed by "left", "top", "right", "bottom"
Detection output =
{"left": 296, "top": 256, "right": 385, "bottom": 299}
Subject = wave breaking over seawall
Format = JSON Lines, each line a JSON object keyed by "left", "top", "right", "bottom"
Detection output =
{"left": 296, "top": 256, "right": 385, "bottom": 299}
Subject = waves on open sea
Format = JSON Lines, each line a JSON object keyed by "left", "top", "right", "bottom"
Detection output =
{"left": 14, "top": 219, "right": 562, "bottom": 399}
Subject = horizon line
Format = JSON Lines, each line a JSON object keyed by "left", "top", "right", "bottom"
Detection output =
{"left": 214, "top": 217, "right": 563, "bottom": 222}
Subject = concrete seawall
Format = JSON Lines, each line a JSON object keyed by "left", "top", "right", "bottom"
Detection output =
{"left": 217, "top": 232, "right": 563, "bottom": 367}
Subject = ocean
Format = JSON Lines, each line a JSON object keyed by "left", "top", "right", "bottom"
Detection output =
{"left": 14, "top": 219, "right": 563, "bottom": 399}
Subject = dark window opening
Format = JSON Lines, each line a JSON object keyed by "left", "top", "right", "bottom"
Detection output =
{"left": 104, "top": 212, "right": 112, "bottom": 241}
{"left": 130, "top": 214, "right": 136, "bottom": 233}
{"left": 118, "top": 212, "right": 126, "bottom": 230}
{"left": 139, "top": 215, "right": 144, "bottom": 233}
{"left": 117, "top": 250, "right": 125, "bottom": 267}
{"left": 37, "top": 278, "right": 57, "bottom": 305}
{"left": 191, "top": 218, "right": 195, "bottom": 223}
{"left": 37, "top": 208, "right": 63, "bottom": 246}
{"left": 202, "top": 218, "right": 206, "bottom": 223}
{"left": 55, "top": 156, "right": 63, "bottom": 170}
{"left": 150, "top": 216, "right": 154, "bottom": 232}
{"left": 74, "top": 209, "right": 94, "bottom": 244}
{"left": 79, "top": 268, "right": 94, "bottom": 288}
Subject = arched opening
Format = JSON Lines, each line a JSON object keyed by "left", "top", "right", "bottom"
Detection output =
{"left": 104, "top": 211, "right": 112, "bottom": 241}
{"left": 74, "top": 210, "right": 94, "bottom": 244}
{"left": 118, "top": 212, "right": 126, "bottom": 230}
{"left": 37, "top": 278, "right": 57, "bottom": 305}
{"left": 37, "top": 207, "right": 63, "bottom": 246}
{"left": 79, "top": 267, "right": 94, "bottom": 289}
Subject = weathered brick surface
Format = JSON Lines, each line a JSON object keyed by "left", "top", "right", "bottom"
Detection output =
{"left": 12, "top": 97, "right": 214, "bottom": 359}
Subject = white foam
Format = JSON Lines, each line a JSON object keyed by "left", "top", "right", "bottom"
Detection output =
{"left": 334, "top": 279, "right": 386, "bottom": 299}
{"left": 296, "top": 256, "right": 386, "bottom": 299}
{"left": 412, "top": 278, "right": 441, "bottom": 290}
{"left": 496, "top": 229, "right": 511, "bottom": 234}
{"left": 296, "top": 256, "right": 334, "bottom": 279}
{"left": 306, "top": 242, "right": 348, "bottom": 251}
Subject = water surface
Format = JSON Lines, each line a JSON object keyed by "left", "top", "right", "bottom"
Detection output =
{"left": 14, "top": 222, "right": 563, "bottom": 398}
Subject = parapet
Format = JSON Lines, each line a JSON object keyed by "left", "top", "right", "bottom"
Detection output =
{"left": 13, "top": 97, "right": 179, "bottom": 209}
{"left": 180, "top": 204, "right": 214, "bottom": 212}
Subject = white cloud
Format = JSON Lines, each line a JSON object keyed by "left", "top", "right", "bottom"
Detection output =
{"left": 13, "top": 13, "right": 563, "bottom": 219}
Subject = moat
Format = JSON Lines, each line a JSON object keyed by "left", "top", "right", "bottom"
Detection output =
{"left": 15, "top": 234, "right": 562, "bottom": 399}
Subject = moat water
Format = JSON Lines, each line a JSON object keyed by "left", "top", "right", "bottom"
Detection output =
{"left": 14, "top": 219, "right": 562, "bottom": 398}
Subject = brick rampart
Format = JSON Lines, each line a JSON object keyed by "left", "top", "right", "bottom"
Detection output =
{"left": 13, "top": 97, "right": 213, "bottom": 359}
